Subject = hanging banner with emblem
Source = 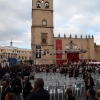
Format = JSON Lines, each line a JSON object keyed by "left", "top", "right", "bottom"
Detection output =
{"left": 56, "top": 39, "right": 62, "bottom": 59}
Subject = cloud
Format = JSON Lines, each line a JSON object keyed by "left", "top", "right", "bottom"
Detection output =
{"left": 54, "top": 0, "right": 100, "bottom": 40}
{"left": 0, "top": 0, "right": 31, "bottom": 48}
{"left": 0, "top": 0, "right": 100, "bottom": 49}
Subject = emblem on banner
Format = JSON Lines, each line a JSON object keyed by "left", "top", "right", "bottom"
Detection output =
{"left": 56, "top": 48, "right": 62, "bottom": 54}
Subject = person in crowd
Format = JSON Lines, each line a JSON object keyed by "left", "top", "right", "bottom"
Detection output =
{"left": 3, "top": 71, "right": 10, "bottom": 81}
{"left": 30, "top": 70, "right": 35, "bottom": 80}
{"left": 75, "top": 67, "right": 79, "bottom": 78}
{"left": 56, "top": 67, "right": 60, "bottom": 73}
{"left": 23, "top": 76, "right": 32, "bottom": 99}
{"left": 60, "top": 67, "right": 64, "bottom": 74}
{"left": 5, "top": 92, "right": 15, "bottom": 100}
{"left": 83, "top": 70, "right": 88, "bottom": 80}
{"left": 66, "top": 88, "right": 75, "bottom": 100}
{"left": 25, "top": 78, "right": 50, "bottom": 100}
{"left": 69, "top": 67, "right": 73, "bottom": 78}
{"left": 46, "top": 66, "right": 49, "bottom": 75}
{"left": 96, "top": 89, "right": 100, "bottom": 100}
{"left": 0, "top": 68, "right": 2, "bottom": 80}
{"left": 79, "top": 66, "right": 83, "bottom": 77}
{"left": 53, "top": 66, "right": 56, "bottom": 75}
{"left": 11, "top": 74, "right": 22, "bottom": 100}
{"left": 87, "top": 88, "right": 98, "bottom": 100}
{"left": 1, "top": 79, "right": 13, "bottom": 100}
{"left": 64, "top": 67, "right": 68, "bottom": 76}
{"left": 85, "top": 73, "right": 94, "bottom": 90}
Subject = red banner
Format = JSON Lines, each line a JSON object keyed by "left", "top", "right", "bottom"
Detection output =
{"left": 56, "top": 39, "right": 62, "bottom": 59}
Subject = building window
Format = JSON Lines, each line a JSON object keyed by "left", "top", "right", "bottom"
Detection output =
{"left": 37, "top": 1, "right": 41, "bottom": 8}
{"left": 42, "top": 19, "right": 47, "bottom": 26}
{"left": 22, "top": 56, "right": 23, "bottom": 59}
{"left": 42, "top": 38, "right": 46, "bottom": 43}
{"left": 41, "top": 33, "right": 48, "bottom": 44}
{"left": 45, "top": 2, "right": 49, "bottom": 8}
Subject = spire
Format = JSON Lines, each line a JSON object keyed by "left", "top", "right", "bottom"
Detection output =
{"left": 92, "top": 34, "right": 94, "bottom": 39}
{"left": 81, "top": 34, "right": 82, "bottom": 38}
{"left": 10, "top": 39, "right": 13, "bottom": 46}
{"left": 88, "top": 34, "right": 90, "bottom": 38}
{"left": 70, "top": 33, "right": 72, "bottom": 38}
{"left": 58, "top": 33, "right": 60, "bottom": 37}
{"left": 86, "top": 35, "right": 87, "bottom": 38}
{"left": 64, "top": 33, "right": 66, "bottom": 38}
{"left": 75, "top": 34, "right": 77, "bottom": 38}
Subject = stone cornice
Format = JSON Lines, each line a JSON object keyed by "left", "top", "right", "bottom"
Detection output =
{"left": 32, "top": 25, "right": 54, "bottom": 28}
{"left": 32, "top": 8, "right": 54, "bottom": 12}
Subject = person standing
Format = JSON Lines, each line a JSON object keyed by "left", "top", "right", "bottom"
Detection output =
{"left": 1, "top": 79, "right": 13, "bottom": 100}
{"left": 85, "top": 73, "right": 94, "bottom": 90}
{"left": 30, "top": 70, "right": 35, "bottom": 80}
{"left": 66, "top": 88, "right": 75, "bottom": 100}
{"left": 96, "top": 89, "right": 100, "bottom": 100}
{"left": 46, "top": 66, "right": 49, "bottom": 75}
{"left": 87, "top": 88, "right": 98, "bottom": 100}
{"left": 23, "top": 76, "right": 32, "bottom": 99}
{"left": 25, "top": 78, "right": 50, "bottom": 100}
{"left": 11, "top": 74, "right": 22, "bottom": 100}
{"left": 5, "top": 92, "right": 15, "bottom": 100}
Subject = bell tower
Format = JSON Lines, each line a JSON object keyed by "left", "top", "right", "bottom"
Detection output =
{"left": 31, "top": 0, "right": 54, "bottom": 64}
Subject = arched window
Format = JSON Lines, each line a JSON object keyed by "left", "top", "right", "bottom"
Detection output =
{"left": 45, "top": 2, "right": 49, "bottom": 8}
{"left": 22, "top": 56, "right": 23, "bottom": 59}
{"left": 37, "top": 1, "right": 41, "bottom": 8}
{"left": 19, "top": 56, "right": 20, "bottom": 59}
{"left": 42, "top": 19, "right": 47, "bottom": 26}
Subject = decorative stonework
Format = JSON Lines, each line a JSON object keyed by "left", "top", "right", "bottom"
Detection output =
{"left": 66, "top": 40, "right": 77, "bottom": 51}
{"left": 42, "top": 19, "right": 47, "bottom": 26}
{"left": 64, "top": 33, "right": 66, "bottom": 38}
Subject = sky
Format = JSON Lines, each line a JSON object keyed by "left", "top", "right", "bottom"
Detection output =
{"left": 0, "top": 0, "right": 100, "bottom": 49}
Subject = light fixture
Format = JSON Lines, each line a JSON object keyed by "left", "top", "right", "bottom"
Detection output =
{"left": 42, "top": 0, "right": 44, "bottom": 3}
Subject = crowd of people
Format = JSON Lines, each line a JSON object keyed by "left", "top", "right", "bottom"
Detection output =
{"left": 0, "top": 61, "right": 100, "bottom": 100}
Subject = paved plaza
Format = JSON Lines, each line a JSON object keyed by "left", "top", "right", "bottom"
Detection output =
{"left": 0, "top": 72, "right": 100, "bottom": 100}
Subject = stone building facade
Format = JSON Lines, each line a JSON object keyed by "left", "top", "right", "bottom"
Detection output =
{"left": 31, "top": 0, "right": 100, "bottom": 65}
{"left": 0, "top": 41, "right": 31, "bottom": 62}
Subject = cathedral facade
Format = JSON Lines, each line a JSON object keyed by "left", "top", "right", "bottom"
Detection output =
{"left": 31, "top": 0, "right": 100, "bottom": 65}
